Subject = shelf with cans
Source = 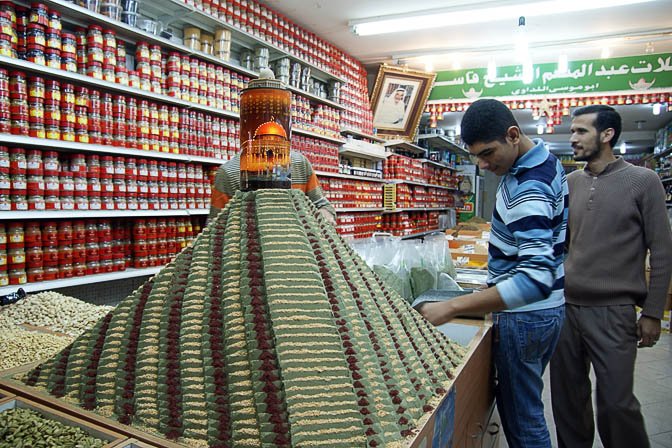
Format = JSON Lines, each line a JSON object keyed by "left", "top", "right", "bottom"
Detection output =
{"left": 0, "top": 1, "right": 346, "bottom": 142}
{"left": 0, "top": 146, "right": 217, "bottom": 212}
{"left": 9, "top": 0, "right": 347, "bottom": 112}
{"left": 0, "top": 216, "right": 204, "bottom": 288}
{"left": 380, "top": 209, "right": 446, "bottom": 238}
{"left": 121, "top": 0, "right": 375, "bottom": 133}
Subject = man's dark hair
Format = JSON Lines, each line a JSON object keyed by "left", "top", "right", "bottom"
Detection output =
{"left": 572, "top": 105, "right": 622, "bottom": 149}
{"left": 461, "top": 99, "right": 519, "bottom": 146}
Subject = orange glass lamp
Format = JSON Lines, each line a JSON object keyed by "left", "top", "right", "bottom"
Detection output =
{"left": 239, "top": 68, "right": 292, "bottom": 190}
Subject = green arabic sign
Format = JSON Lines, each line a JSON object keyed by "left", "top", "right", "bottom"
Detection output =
{"left": 429, "top": 53, "right": 672, "bottom": 100}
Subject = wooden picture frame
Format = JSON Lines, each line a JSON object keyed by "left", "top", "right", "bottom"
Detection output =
{"left": 370, "top": 64, "right": 436, "bottom": 142}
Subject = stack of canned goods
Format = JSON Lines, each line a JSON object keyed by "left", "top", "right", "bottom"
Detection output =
{"left": 0, "top": 147, "right": 220, "bottom": 212}
{"left": 0, "top": 217, "right": 203, "bottom": 284}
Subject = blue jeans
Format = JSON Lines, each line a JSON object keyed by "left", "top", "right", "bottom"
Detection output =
{"left": 493, "top": 305, "right": 565, "bottom": 448}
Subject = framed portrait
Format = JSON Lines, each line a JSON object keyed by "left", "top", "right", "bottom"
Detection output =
{"left": 370, "top": 64, "right": 436, "bottom": 142}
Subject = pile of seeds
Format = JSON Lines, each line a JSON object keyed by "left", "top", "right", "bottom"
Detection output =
{"left": 0, "top": 407, "right": 107, "bottom": 448}
{"left": 0, "top": 292, "right": 114, "bottom": 337}
{"left": 0, "top": 329, "right": 73, "bottom": 371}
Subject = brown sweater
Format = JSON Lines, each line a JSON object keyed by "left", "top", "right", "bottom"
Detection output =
{"left": 564, "top": 157, "right": 672, "bottom": 319}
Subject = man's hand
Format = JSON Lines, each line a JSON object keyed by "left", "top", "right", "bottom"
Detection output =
{"left": 318, "top": 208, "right": 336, "bottom": 225}
{"left": 637, "top": 315, "right": 661, "bottom": 348}
{"left": 419, "top": 301, "right": 455, "bottom": 327}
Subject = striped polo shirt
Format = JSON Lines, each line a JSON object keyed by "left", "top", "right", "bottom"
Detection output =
{"left": 209, "top": 151, "right": 335, "bottom": 220}
{"left": 488, "top": 139, "right": 568, "bottom": 312}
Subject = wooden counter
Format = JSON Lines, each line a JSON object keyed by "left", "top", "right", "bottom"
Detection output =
{"left": 410, "top": 319, "right": 500, "bottom": 448}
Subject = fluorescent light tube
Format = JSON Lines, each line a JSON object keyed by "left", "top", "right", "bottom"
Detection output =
{"left": 350, "top": 0, "right": 654, "bottom": 36}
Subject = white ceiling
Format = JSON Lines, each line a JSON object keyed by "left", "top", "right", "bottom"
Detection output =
{"left": 261, "top": 0, "right": 672, "bottom": 71}
{"left": 260, "top": 0, "right": 672, "bottom": 154}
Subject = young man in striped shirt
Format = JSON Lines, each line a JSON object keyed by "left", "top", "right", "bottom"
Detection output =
{"left": 421, "top": 99, "right": 568, "bottom": 448}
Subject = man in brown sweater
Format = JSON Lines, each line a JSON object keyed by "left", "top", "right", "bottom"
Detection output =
{"left": 550, "top": 104, "right": 672, "bottom": 448}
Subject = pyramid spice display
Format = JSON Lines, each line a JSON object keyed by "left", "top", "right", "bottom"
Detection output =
{"left": 20, "top": 190, "right": 466, "bottom": 447}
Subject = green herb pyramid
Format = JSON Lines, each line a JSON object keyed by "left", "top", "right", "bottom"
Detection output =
{"left": 23, "top": 190, "right": 465, "bottom": 448}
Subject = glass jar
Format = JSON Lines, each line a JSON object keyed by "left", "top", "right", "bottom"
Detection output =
{"left": 48, "top": 9, "right": 60, "bottom": 30}
{"left": 88, "top": 192, "right": 101, "bottom": 209}
{"left": 86, "top": 61, "right": 103, "bottom": 79}
{"left": 45, "top": 28, "right": 60, "bottom": 50}
{"left": 103, "top": 46, "right": 116, "bottom": 66}
{"left": 45, "top": 48, "right": 60, "bottom": 69}
{"left": 73, "top": 261, "right": 86, "bottom": 276}
{"left": 58, "top": 244, "right": 73, "bottom": 266}
{"left": 139, "top": 73, "right": 150, "bottom": 91}
{"left": 59, "top": 192, "right": 74, "bottom": 209}
{"left": 103, "top": 28, "right": 115, "bottom": 48}
{"left": 103, "top": 64, "right": 115, "bottom": 83}
{"left": 129, "top": 70, "right": 140, "bottom": 89}
{"left": 0, "top": 34, "right": 11, "bottom": 58}
{"left": 11, "top": 172, "right": 26, "bottom": 191}
{"left": 9, "top": 268, "right": 27, "bottom": 284}
{"left": 26, "top": 43, "right": 45, "bottom": 65}
{"left": 44, "top": 192, "right": 59, "bottom": 209}
{"left": 87, "top": 24, "right": 103, "bottom": 45}
{"left": 59, "top": 54, "right": 75, "bottom": 72}
{"left": 29, "top": 2, "right": 48, "bottom": 26}
{"left": 61, "top": 32, "right": 75, "bottom": 53}
{"left": 87, "top": 42, "right": 103, "bottom": 63}
{"left": 27, "top": 76, "right": 45, "bottom": 99}
{"left": 116, "top": 66, "right": 128, "bottom": 85}
{"left": 59, "top": 263, "right": 73, "bottom": 278}
{"left": 26, "top": 23, "right": 45, "bottom": 46}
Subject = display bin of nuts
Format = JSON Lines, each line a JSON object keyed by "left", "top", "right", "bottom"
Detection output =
{"left": 0, "top": 397, "right": 125, "bottom": 447}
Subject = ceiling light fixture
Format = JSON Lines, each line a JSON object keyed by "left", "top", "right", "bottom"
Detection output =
{"left": 620, "top": 141, "right": 627, "bottom": 154}
{"left": 425, "top": 61, "right": 434, "bottom": 72}
{"left": 451, "top": 60, "right": 462, "bottom": 70}
{"left": 558, "top": 53, "right": 569, "bottom": 73}
{"left": 349, "top": 0, "right": 655, "bottom": 36}
{"left": 645, "top": 41, "right": 655, "bottom": 53}
{"left": 652, "top": 103, "right": 662, "bottom": 115}
{"left": 601, "top": 47, "right": 611, "bottom": 58}
{"left": 514, "top": 16, "right": 529, "bottom": 62}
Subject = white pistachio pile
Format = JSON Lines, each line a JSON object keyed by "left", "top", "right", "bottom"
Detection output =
{"left": 0, "top": 291, "right": 114, "bottom": 337}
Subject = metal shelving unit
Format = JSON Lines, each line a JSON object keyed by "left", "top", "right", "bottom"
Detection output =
{"left": 336, "top": 207, "right": 384, "bottom": 213}
{"left": 399, "top": 228, "right": 447, "bottom": 240}
{"left": 340, "top": 128, "right": 386, "bottom": 143}
{"left": 0, "top": 134, "right": 229, "bottom": 166}
{"left": 0, "top": 209, "right": 209, "bottom": 220}
{"left": 417, "top": 134, "right": 469, "bottom": 156}
{"left": 384, "top": 140, "right": 427, "bottom": 156}
{"left": 138, "top": 0, "right": 346, "bottom": 85}
{"left": 417, "top": 158, "right": 458, "bottom": 171}
{"left": 0, "top": 267, "right": 163, "bottom": 295}
{"left": 339, "top": 145, "right": 389, "bottom": 161}
{"left": 382, "top": 207, "right": 452, "bottom": 214}
{"left": 0, "top": 56, "right": 239, "bottom": 120}
{"left": 314, "top": 170, "right": 385, "bottom": 183}
{"left": 387, "top": 179, "right": 457, "bottom": 191}
{"left": 292, "top": 128, "right": 344, "bottom": 144}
